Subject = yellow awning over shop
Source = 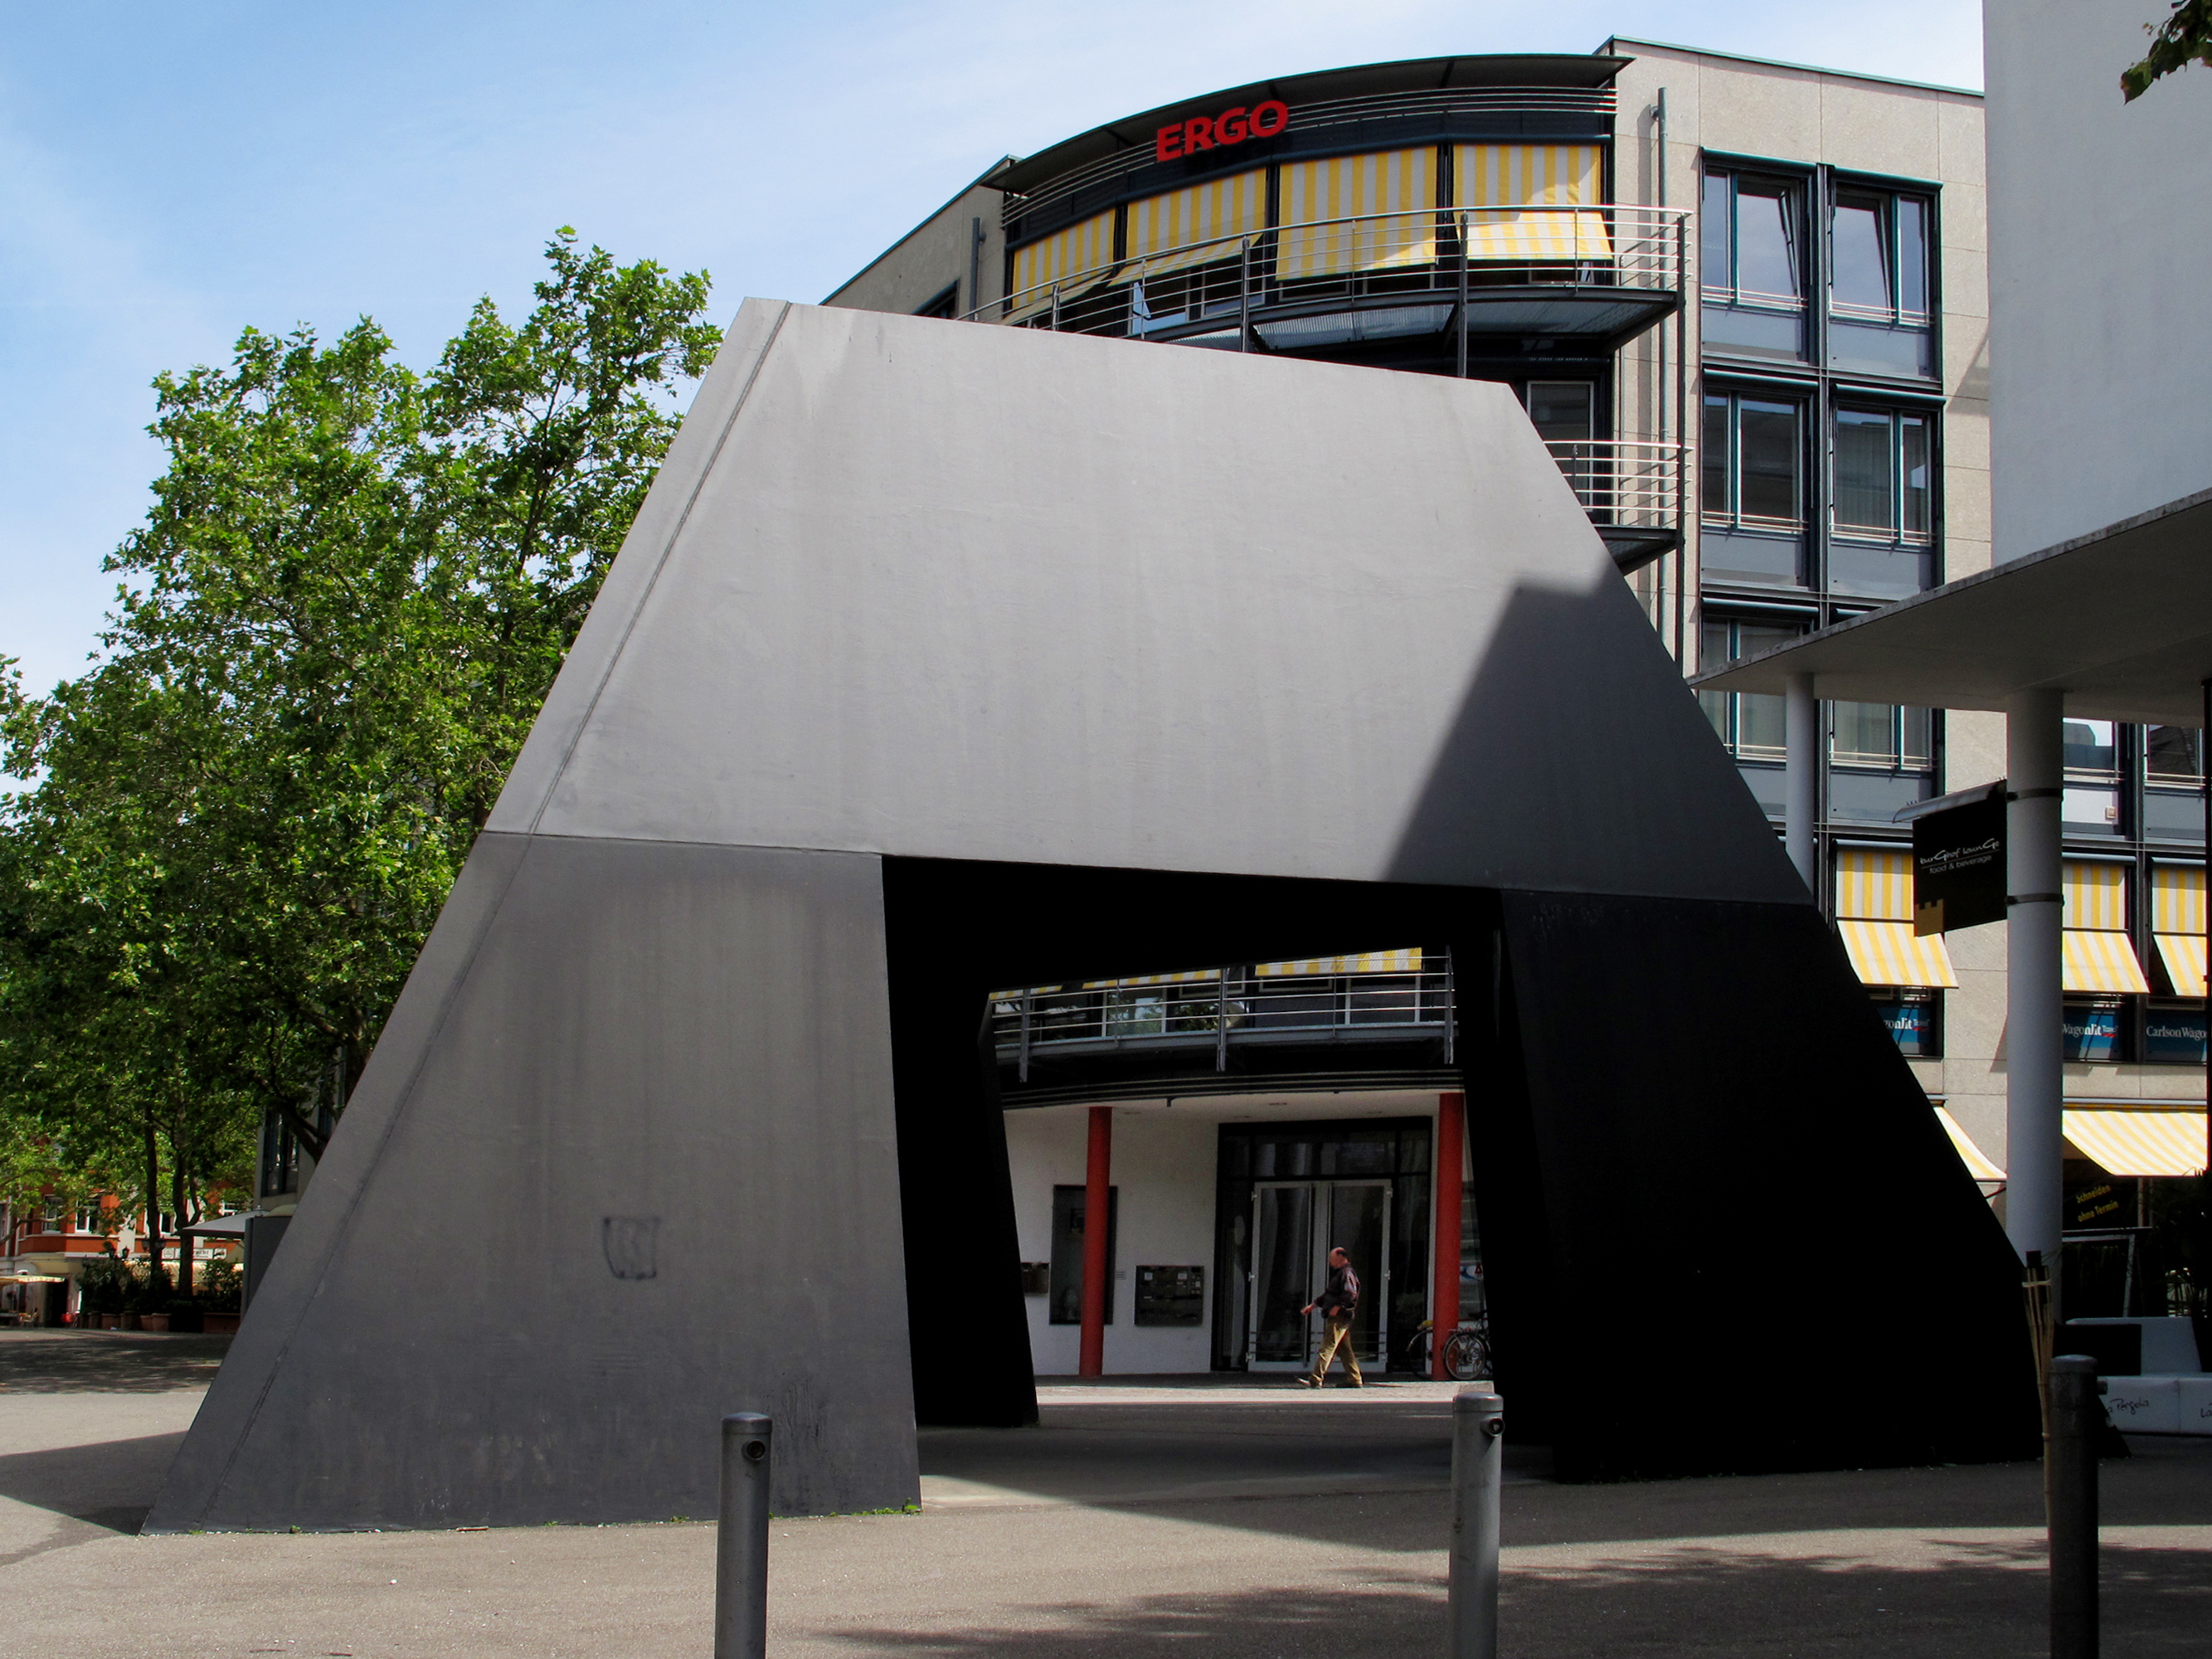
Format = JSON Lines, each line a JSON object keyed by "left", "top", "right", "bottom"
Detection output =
{"left": 2154, "top": 932, "right": 2208, "bottom": 998}
{"left": 1121, "top": 170, "right": 1265, "bottom": 282}
{"left": 1932, "top": 1107, "right": 2005, "bottom": 1182}
{"left": 1454, "top": 144, "right": 1612, "bottom": 260}
{"left": 1835, "top": 850, "right": 1956, "bottom": 987}
{"left": 1277, "top": 148, "right": 1437, "bottom": 280}
{"left": 2063, "top": 1107, "right": 2208, "bottom": 1178}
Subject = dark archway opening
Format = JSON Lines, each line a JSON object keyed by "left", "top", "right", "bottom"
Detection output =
{"left": 882, "top": 857, "right": 2041, "bottom": 1481}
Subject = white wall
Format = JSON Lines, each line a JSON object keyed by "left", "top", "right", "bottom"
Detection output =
{"left": 1986, "top": 1, "right": 2212, "bottom": 555}
{"left": 1004, "top": 1106, "right": 1219, "bottom": 1375}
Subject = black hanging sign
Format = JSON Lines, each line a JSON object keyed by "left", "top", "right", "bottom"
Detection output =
{"left": 1912, "top": 782, "right": 2007, "bottom": 937}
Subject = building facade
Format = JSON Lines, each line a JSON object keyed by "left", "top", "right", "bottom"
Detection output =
{"left": 821, "top": 37, "right": 2205, "bottom": 1374}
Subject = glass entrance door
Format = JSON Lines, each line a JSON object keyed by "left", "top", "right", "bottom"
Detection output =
{"left": 1245, "top": 1180, "right": 1392, "bottom": 1370}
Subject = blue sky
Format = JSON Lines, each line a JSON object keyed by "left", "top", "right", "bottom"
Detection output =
{"left": 1, "top": 0, "right": 1984, "bottom": 698}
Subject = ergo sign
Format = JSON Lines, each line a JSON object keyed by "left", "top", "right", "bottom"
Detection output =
{"left": 1155, "top": 99, "right": 1290, "bottom": 163}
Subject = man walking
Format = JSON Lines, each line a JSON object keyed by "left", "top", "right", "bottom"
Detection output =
{"left": 1297, "top": 1246, "right": 1363, "bottom": 1388}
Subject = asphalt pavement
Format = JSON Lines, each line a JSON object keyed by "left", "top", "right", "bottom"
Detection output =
{"left": 2, "top": 1331, "right": 2207, "bottom": 1658}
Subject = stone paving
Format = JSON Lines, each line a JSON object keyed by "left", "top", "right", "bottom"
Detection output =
{"left": 2, "top": 1330, "right": 2208, "bottom": 1658}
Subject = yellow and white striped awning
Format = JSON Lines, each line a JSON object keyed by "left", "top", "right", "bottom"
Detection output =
{"left": 2151, "top": 864, "right": 2205, "bottom": 995}
{"left": 2063, "top": 930, "right": 2152, "bottom": 994}
{"left": 1455, "top": 144, "right": 1612, "bottom": 261}
{"left": 1121, "top": 169, "right": 1265, "bottom": 283}
{"left": 1835, "top": 850, "right": 1955, "bottom": 986}
{"left": 1255, "top": 948, "right": 1424, "bottom": 978}
{"left": 1007, "top": 209, "right": 1117, "bottom": 320}
{"left": 1081, "top": 968, "right": 1221, "bottom": 990}
{"left": 1277, "top": 148, "right": 1438, "bottom": 280}
{"left": 1933, "top": 1106, "right": 2005, "bottom": 1183}
{"left": 1839, "top": 920, "right": 1959, "bottom": 988}
{"left": 2061, "top": 860, "right": 2151, "bottom": 993}
{"left": 2063, "top": 1107, "right": 2208, "bottom": 1178}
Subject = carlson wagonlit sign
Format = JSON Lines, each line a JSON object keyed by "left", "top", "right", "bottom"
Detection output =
{"left": 1155, "top": 99, "right": 1290, "bottom": 163}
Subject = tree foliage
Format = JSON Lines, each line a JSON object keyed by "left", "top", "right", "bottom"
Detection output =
{"left": 0, "top": 232, "right": 719, "bottom": 1226}
{"left": 2122, "top": 0, "right": 2212, "bottom": 100}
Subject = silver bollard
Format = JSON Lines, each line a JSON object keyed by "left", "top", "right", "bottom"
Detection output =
{"left": 1449, "top": 1387, "right": 1504, "bottom": 1659}
{"left": 716, "top": 1412, "right": 772, "bottom": 1659}
{"left": 2049, "top": 1357, "right": 2099, "bottom": 1659}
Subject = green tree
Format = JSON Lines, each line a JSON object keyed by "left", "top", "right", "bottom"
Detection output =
{"left": 0, "top": 232, "right": 718, "bottom": 1214}
{"left": 2122, "top": 0, "right": 2212, "bottom": 99}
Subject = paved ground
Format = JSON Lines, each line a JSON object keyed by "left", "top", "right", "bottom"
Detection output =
{"left": 2, "top": 1331, "right": 2208, "bottom": 1658}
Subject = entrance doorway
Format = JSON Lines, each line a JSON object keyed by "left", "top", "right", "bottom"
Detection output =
{"left": 1247, "top": 1179, "right": 1390, "bottom": 1371}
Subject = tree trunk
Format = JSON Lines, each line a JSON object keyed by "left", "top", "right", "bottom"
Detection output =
{"left": 141, "top": 1123, "right": 164, "bottom": 1297}
{"left": 170, "top": 1138, "right": 193, "bottom": 1300}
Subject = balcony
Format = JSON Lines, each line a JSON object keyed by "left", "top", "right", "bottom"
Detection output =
{"left": 971, "top": 203, "right": 1688, "bottom": 571}
{"left": 992, "top": 957, "right": 1457, "bottom": 1106}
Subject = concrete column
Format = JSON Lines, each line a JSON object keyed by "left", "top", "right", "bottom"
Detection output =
{"left": 1079, "top": 1107, "right": 1111, "bottom": 1378}
{"left": 2005, "top": 688, "right": 2065, "bottom": 1265}
{"left": 1785, "top": 673, "right": 1818, "bottom": 890}
{"left": 1432, "top": 1092, "right": 1466, "bottom": 1379}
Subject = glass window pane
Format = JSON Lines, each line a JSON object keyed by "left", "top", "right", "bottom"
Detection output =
{"left": 2146, "top": 724, "right": 2205, "bottom": 782}
{"left": 1901, "top": 706, "right": 1932, "bottom": 769}
{"left": 1738, "top": 691, "right": 1785, "bottom": 757}
{"left": 1700, "top": 618, "right": 1733, "bottom": 669}
{"left": 1901, "top": 415, "right": 1931, "bottom": 537}
{"left": 1831, "top": 192, "right": 1890, "bottom": 310}
{"left": 1834, "top": 409, "right": 1896, "bottom": 533}
{"left": 1702, "top": 397, "right": 1731, "bottom": 516}
{"left": 1698, "top": 688, "right": 1730, "bottom": 745}
{"left": 1897, "top": 197, "right": 1930, "bottom": 314}
{"left": 1526, "top": 382, "right": 1594, "bottom": 441}
{"left": 1701, "top": 171, "right": 1731, "bottom": 286}
{"left": 1736, "top": 621, "right": 1798, "bottom": 659}
{"left": 1738, "top": 401, "right": 1801, "bottom": 523}
{"left": 1735, "top": 181, "right": 1801, "bottom": 300}
{"left": 2063, "top": 719, "right": 2117, "bottom": 775}
{"left": 1833, "top": 701, "right": 1899, "bottom": 766}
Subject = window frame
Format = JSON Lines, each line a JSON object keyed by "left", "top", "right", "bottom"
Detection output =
{"left": 1830, "top": 403, "right": 1937, "bottom": 547}
{"left": 1702, "top": 388, "right": 1810, "bottom": 533}
{"left": 1826, "top": 184, "right": 1935, "bottom": 328}
{"left": 1700, "top": 165, "right": 1810, "bottom": 312}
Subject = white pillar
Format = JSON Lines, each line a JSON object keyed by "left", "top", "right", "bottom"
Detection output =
{"left": 2005, "top": 688, "right": 2065, "bottom": 1265}
{"left": 1785, "top": 673, "right": 1817, "bottom": 890}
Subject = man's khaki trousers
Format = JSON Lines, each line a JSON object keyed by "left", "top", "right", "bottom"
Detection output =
{"left": 1306, "top": 1316, "right": 1364, "bottom": 1386}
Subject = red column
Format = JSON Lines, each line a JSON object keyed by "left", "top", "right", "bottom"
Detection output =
{"left": 1431, "top": 1091, "right": 1466, "bottom": 1380}
{"left": 1079, "top": 1106, "right": 1112, "bottom": 1378}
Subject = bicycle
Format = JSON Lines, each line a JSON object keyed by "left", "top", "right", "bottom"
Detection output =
{"left": 1404, "top": 1313, "right": 1491, "bottom": 1381}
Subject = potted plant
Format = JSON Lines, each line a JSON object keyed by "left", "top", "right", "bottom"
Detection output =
{"left": 77, "top": 1253, "right": 130, "bottom": 1329}
{"left": 124, "top": 1266, "right": 171, "bottom": 1331}
{"left": 197, "top": 1262, "right": 243, "bottom": 1335}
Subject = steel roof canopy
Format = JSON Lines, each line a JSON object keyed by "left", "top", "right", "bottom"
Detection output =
{"left": 1691, "top": 489, "right": 2212, "bottom": 728}
{"left": 990, "top": 54, "right": 1630, "bottom": 197}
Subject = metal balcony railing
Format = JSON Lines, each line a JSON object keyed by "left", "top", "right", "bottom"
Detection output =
{"left": 992, "top": 963, "right": 1455, "bottom": 1082}
{"left": 1548, "top": 437, "right": 1683, "bottom": 542}
{"left": 970, "top": 204, "right": 1688, "bottom": 338}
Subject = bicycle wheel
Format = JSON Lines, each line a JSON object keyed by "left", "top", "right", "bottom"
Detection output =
{"left": 1443, "top": 1328, "right": 1490, "bottom": 1382}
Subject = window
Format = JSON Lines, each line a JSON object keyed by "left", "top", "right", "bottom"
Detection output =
{"left": 1830, "top": 190, "right": 1932, "bottom": 319}
{"left": 1833, "top": 408, "right": 1932, "bottom": 540}
{"left": 1048, "top": 1184, "right": 1117, "bottom": 1326}
{"left": 2062, "top": 999, "right": 2124, "bottom": 1063}
{"left": 1703, "top": 392, "right": 1807, "bottom": 589}
{"left": 1698, "top": 615, "right": 1802, "bottom": 765}
{"left": 1869, "top": 989, "right": 1942, "bottom": 1057}
{"left": 2064, "top": 719, "right": 2123, "bottom": 837}
{"left": 1828, "top": 185, "right": 1935, "bottom": 377}
{"left": 2146, "top": 726, "right": 2204, "bottom": 786}
{"left": 1830, "top": 702, "right": 1936, "bottom": 822}
{"left": 1830, "top": 703, "right": 1933, "bottom": 771}
{"left": 913, "top": 283, "right": 960, "bottom": 320}
{"left": 1701, "top": 168, "right": 1808, "bottom": 359}
{"left": 1830, "top": 406, "right": 1936, "bottom": 598}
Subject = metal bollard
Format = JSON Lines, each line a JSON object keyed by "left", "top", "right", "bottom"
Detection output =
{"left": 1449, "top": 1387, "right": 1504, "bottom": 1659}
{"left": 2049, "top": 1357, "right": 2099, "bottom": 1659}
{"left": 716, "top": 1412, "right": 772, "bottom": 1659}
